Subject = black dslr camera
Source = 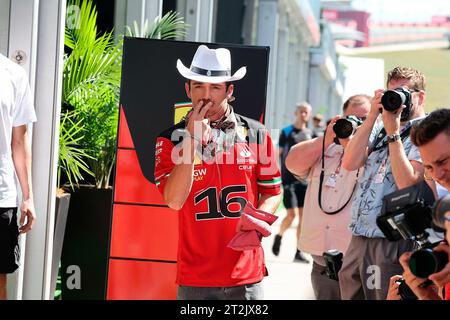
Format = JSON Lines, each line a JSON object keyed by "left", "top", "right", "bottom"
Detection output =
{"left": 333, "top": 115, "right": 363, "bottom": 144}
{"left": 323, "top": 249, "right": 343, "bottom": 281}
{"left": 395, "top": 278, "right": 418, "bottom": 300}
{"left": 381, "top": 87, "right": 413, "bottom": 121}
{"left": 376, "top": 182, "right": 449, "bottom": 300}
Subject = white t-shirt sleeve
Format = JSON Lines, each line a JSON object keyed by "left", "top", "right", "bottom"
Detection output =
{"left": 13, "top": 67, "right": 37, "bottom": 127}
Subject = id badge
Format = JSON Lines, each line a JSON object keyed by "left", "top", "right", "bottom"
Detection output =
{"left": 374, "top": 173, "right": 384, "bottom": 184}
{"left": 325, "top": 174, "right": 337, "bottom": 188}
{"left": 374, "top": 159, "right": 387, "bottom": 184}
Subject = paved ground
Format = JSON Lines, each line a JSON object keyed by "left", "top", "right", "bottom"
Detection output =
{"left": 260, "top": 210, "right": 316, "bottom": 300}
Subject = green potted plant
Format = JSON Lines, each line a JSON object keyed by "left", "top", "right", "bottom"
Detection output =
{"left": 59, "top": 0, "right": 123, "bottom": 299}
{"left": 52, "top": 110, "right": 93, "bottom": 299}
{"left": 58, "top": 110, "right": 94, "bottom": 191}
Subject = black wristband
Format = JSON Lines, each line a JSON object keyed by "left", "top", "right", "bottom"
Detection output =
{"left": 387, "top": 134, "right": 401, "bottom": 143}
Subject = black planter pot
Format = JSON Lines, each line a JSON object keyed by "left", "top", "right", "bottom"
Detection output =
{"left": 60, "top": 186, "right": 113, "bottom": 300}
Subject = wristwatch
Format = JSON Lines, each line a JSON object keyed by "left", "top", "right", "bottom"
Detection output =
{"left": 387, "top": 133, "right": 401, "bottom": 143}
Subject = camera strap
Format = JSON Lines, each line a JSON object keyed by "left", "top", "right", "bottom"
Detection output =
{"left": 318, "top": 129, "right": 359, "bottom": 215}
{"left": 371, "top": 126, "right": 412, "bottom": 153}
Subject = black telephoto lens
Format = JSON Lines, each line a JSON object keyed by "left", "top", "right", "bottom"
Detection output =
{"left": 409, "top": 248, "right": 448, "bottom": 278}
{"left": 381, "top": 90, "right": 406, "bottom": 112}
{"left": 432, "top": 194, "right": 450, "bottom": 231}
{"left": 333, "top": 119, "right": 354, "bottom": 139}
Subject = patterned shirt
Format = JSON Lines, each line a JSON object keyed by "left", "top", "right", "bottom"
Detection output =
{"left": 349, "top": 117, "right": 424, "bottom": 238}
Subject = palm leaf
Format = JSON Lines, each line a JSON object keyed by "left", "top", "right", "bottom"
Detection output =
{"left": 58, "top": 111, "right": 94, "bottom": 190}
{"left": 63, "top": 0, "right": 122, "bottom": 106}
{"left": 126, "top": 11, "right": 189, "bottom": 39}
{"left": 65, "top": 0, "right": 98, "bottom": 50}
{"left": 63, "top": 39, "right": 122, "bottom": 105}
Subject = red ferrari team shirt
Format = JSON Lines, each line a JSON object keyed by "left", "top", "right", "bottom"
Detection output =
{"left": 154, "top": 114, "right": 281, "bottom": 287}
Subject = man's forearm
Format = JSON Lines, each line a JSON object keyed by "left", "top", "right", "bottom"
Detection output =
{"left": 257, "top": 193, "right": 282, "bottom": 214}
{"left": 12, "top": 132, "right": 33, "bottom": 200}
{"left": 342, "top": 114, "right": 377, "bottom": 171}
{"left": 286, "top": 137, "right": 328, "bottom": 178}
{"left": 163, "top": 139, "right": 196, "bottom": 210}
{"left": 388, "top": 140, "right": 422, "bottom": 189}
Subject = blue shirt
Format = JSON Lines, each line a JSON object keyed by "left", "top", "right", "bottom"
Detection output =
{"left": 349, "top": 118, "right": 423, "bottom": 238}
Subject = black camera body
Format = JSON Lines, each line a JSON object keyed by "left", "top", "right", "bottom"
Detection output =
{"left": 323, "top": 249, "right": 343, "bottom": 281}
{"left": 396, "top": 278, "right": 418, "bottom": 300}
{"left": 408, "top": 194, "right": 450, "bottom": 280}
{"left": 376, "top": 181, "right": 435, "bottom": 243}
{"left": 333, "top": 115, "right": 363, "bottom": 143}
{"left": 377, "top": 182, "right": 448, "bottom": 281}
{"left": 376, "top": 182, "right": 449, "bottom": 300}
{"left": 381, "top": 87, "right": 413, "bottom": 121}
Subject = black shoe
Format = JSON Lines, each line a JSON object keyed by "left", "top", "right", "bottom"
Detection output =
{"left": 272, "top": 235, "right": 282, "bottom": 256}
{"left": 294, "top": 250, "right": 309, "bottom": 263}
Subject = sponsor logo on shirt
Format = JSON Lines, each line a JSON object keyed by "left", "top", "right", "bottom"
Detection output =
{"left": 237, "top": 147, "right": 256, "bottom": 164}
{"left": 239, "top": 149, "right": 252, "bottom": 158}
{"left": 193, "top": 168, "right": 207, "bottom": 182}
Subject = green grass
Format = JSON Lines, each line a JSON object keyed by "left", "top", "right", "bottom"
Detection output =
{"left": 350, "top": 48, "right": 450, "bottom": 112}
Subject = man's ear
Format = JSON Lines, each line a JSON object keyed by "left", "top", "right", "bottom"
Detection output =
{"left": 226, "top": 83, "right": 234, "bottom": 100}
{"left": 185, "top": 82, "right": 191, "bottom": 99}
{"left": 417, "top": 90, "right": 425, "bottom": 107}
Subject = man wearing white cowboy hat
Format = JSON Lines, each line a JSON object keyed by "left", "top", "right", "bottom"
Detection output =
{"left": 154, "top": 44, "right": 282, "bottom": 300}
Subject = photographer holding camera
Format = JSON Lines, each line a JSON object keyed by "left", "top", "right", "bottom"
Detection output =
{"left": 285, "top": 94, "right": 370, "bottom": 299}
{"left": 339, "top": 67, "right": 427, "bottom": 300}
{"left": 388, "top": 108, "right": 450, "bottom": 300}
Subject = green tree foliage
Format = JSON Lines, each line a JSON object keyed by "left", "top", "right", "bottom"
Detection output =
{"left": 61, "top": 0, "right": 188, "bottom": 189}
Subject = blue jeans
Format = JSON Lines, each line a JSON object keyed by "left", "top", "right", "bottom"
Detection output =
{"left": 177, "top": 282, "right": 264, "bottom": 300}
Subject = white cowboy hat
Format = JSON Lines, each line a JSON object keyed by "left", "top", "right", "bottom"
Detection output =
{"left": 176, "top": 45, "right": 247, "bottom": 83}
